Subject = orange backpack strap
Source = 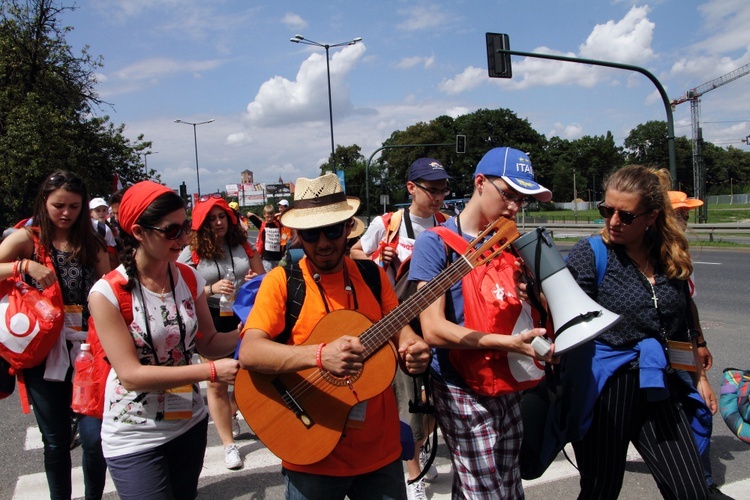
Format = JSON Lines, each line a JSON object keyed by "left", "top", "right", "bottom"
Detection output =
{"left": 370, "top": 210, "right": 403, "bottom": 262}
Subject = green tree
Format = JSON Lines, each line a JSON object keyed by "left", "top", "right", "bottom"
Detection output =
{"left": 0, "top": 0, "right": 149, "bottom": 228}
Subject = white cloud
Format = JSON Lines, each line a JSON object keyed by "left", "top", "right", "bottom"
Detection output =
{"left": 396, "top": 5, "right": 454, "bottom": 31}
{"left": 245, "top": 43, "right": 366, "bottom": 127}
{"left": 395, "top": 55, "right": 435, "bottom": 70}
{"left": 550, "top": 122, "right": 584, "bottom": 140}
{"left": 281, "top": 13, "right": 307, "bottom": 30}
{"left": 439, "top": 66, "right": 485, "bottom": 94}
{"left": 579, "top": 5, "right": 655, "bottom": 64}
{"left": 697, "top": 0, "right": 750, "bottom": 54}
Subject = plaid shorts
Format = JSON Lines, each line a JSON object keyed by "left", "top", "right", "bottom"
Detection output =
{"left": 431, "top": 375, "right": 524, "bottom": 499}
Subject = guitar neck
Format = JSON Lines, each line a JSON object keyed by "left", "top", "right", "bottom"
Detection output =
{"left": 360, "top": 256, "right": 473, "bottom": 358}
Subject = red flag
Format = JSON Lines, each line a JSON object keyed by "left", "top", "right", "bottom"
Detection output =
{"left": 112, "top": 172, "right": 123, "bottom": 193}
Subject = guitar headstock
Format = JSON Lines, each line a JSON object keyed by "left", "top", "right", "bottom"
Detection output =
{"left": 463, "top": 217, "right": 520, "bottom": 268}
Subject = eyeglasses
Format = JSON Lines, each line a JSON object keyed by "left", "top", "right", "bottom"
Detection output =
{"left": 141, "top": 219, "right": 192, "bottom": 240}
{"left": 597, "top": 203, "right": 647, "bottom": 225}
{"left": 48, "top": 174, "right": 84, "bottom": 189}
{"left": 486, "top": 180, "right": 530, "bottom": 208}
{"left": 413, "top": 182, "right": 451, "bottom": 198}
{"left": 198, "top": 193, "right": 223, "bottom": 203}
{"left": 298, "top": 221, "right": 348, "bottom": 243}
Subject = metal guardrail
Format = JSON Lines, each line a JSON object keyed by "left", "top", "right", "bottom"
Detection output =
{"left": 517, "top": 221, "right": 750, "bottom": 234}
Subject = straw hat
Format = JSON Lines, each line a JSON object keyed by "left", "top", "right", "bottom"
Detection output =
{"left": 348, "top": 217, "right": 365, "bottom": 239}
{"left": 668, "top": 190, "right": 703, "bottom": 210}
{"left": 280, "top": 173, "right": 360, "bottom": 230}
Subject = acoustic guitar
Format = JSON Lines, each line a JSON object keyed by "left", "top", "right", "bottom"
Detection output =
{"left": 234, "top": 217, "right": 520, "bottom": 465}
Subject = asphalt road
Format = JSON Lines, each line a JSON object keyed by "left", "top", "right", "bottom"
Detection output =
{"left": 1, "top": 246, "right": 749, "bottom": 499}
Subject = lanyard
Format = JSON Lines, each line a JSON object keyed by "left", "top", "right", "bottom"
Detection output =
{"left": 213, "top": 244, "right": 235, "bottom": 281}
{"left": 137, "top": 265, "right": 187, "bottom": 365}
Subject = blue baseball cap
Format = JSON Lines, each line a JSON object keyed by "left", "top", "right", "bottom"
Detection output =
{"left": 407, "top": 158, "right": 452, "bottom": 182}
{"left": 473, "top": 147, "right": 552, "bottom": 202}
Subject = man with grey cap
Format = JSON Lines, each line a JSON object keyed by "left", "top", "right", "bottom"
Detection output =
{"left": 410, "top": 146, "right": 555, "bottom": 498}
{"left": 239, "top": 173, "right": 431, "bottom": 498}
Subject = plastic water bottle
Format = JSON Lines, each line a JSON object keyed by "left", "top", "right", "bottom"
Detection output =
{"left": 219, "top": 270, "right": 236, "bottom": 317}
{"left": 71, "top": 343, "right": 97, "bottom": 414}
{"left": 15, "top": 281, "right": 61, "bottom": 322}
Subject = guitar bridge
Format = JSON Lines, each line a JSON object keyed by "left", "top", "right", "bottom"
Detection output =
{"left": 271, "top": 377, "right": 315, "bottom": 429}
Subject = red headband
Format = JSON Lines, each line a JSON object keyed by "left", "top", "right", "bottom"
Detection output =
{"left": 118, "top": 181, "right": 174, "bottom": 236}
{"left": 191, "top": 197, "right": 237, "bottom": 230}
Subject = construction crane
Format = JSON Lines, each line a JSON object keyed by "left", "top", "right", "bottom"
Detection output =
{"left": 671, "top": 62, "right": 750, "bottom": 222}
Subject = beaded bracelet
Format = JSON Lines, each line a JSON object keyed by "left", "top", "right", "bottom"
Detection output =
{"left": 316, "top": 343, "right": 327, "bottom": 370}
{"left": 209, "top": 361, "right": 217, "bottom": 383}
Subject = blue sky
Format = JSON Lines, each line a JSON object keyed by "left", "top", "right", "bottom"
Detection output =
{"left": 60, "top": 0, "right": 750, "bottom": 196}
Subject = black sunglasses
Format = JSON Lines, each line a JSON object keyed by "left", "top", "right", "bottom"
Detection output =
{"left": 298, "top": 221, "right": 348, "bottom": 243}
{"left": 142, "top": 219, "right": 193, "bottom": 240}
{"left": 597, "top": 203, "right": 647, "bottom": 225}
{"left": 48, "top": 174, "right": 84, "bottom": 189}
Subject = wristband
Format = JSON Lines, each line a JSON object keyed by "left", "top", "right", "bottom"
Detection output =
{"left": 23, "top": 259, "right": 30, "bottom": 274}
{"left": 316, "top": 343, "right": 327, "bottom": 370}
{"left": 209, "top": 361, "right": 217, "bottom": 383}
{"left": 696, "top": 341, "right": 707, "bottom": 348}
{"left": 12, "top": 260, "right": 21, "bottom": 278}
{"left": 209, "top": 283, "right": 213, "bottom": 295}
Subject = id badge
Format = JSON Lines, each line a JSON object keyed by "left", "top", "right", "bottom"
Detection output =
{"left": 63, "top": 305, "right": 83, "bottom": 332}
{"left": 667, "top": 341, "right": 697, "bottom": 372}
{"left": 346, "top": 401, "right": 368, "bottom": 429}
{"left": 164, "top": 384, "right": 193, "bottom": 420}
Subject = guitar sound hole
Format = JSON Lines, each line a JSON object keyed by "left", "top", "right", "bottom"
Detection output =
{"left": 319, "top": 368, "right": 363, "bottom": 387}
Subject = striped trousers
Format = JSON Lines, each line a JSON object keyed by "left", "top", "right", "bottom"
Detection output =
{"left": 572, "top": 367, "right": 708, "bottom": 500}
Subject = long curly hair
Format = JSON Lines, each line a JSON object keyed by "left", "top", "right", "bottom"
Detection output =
{"left": 30, "top": 170, "right": 106, "bottom": 268}
{"left": 600, "top": 165, "right": 692, "bottom": 279}
{"left": 118, "top": 191, "right": 185, "bottom": 292}
{"left": 188, "top": 208, "right": 248, "bottom": 261}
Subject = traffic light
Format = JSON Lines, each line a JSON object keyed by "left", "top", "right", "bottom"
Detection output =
{"left": 456, "top": 135, "right": 466, "bottom": 154}
{"left": 179, "top": 182, "right": 189, "bottom": 205}
{"left": 486, "top": 33, "right": 512, "bottom": 79}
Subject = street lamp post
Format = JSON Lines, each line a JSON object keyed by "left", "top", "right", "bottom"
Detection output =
{"left": 174, "top": 119, "right": 215, "bottom": 197}
{"left": 290, "top": 34, "right": 362, "bottom": 168}
{"left": 139, "top": 151, "right": 158, "bottom": 177}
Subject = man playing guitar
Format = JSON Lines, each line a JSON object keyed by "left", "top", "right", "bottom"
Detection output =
{"left": 238, "top": 173, "right": 431, "bottom": 499}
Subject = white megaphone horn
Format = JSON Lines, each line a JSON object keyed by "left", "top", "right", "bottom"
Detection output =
{"left": 512, "top": 227, "right": 621, "bottom": 354}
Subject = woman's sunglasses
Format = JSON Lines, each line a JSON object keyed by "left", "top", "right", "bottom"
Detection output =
{"left": 597, "top": 203, "right": 647, "bottom": 225}
{"left": 198, "top": 193, "right": 223, "bottom": 203}
{"left": 141, "top": 220, "right": 192, "bottom": 240}
{"left": 48, "top": 174, "right": 84, "bottom": 189}
{"left": 298, "top": 221, "right": 348, "bottom": 243}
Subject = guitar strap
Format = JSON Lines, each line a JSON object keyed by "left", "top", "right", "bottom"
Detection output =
{"left": 274, "top": 259, "right": 382, "bottom": 346}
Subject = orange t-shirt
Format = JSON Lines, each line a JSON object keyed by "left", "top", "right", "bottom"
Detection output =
{"left": 244, "top": 257, "right": 402, "bottom": 476}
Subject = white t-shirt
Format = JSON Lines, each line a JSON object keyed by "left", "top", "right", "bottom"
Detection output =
{"left": 358, "top": 209, "right": 443, "bottom": 285}
{"left": 91, "top": 219, "right": 116, "bottom": 249}
{"left": 89, "top": 265, "right": 208, "bottom": 458}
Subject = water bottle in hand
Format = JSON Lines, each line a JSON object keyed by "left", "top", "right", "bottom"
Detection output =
{"left": 219, "top": 270, "right": 236, "bottom": 317}
{"left": 15, "top": 281, "right": 61, "bottom": 322}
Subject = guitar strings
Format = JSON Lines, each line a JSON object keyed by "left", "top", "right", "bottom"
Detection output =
{"left": 280, "top": 228, "right": 513, "bottom": 406}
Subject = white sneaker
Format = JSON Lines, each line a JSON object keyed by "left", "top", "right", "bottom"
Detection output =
{"left": 419, "top": 447, "right": 438, "bottom": 481}
{"left": 232, "top": 415, "right": 241, "bottom": 438}
{"left": 406, "top": 478, "right": 427, "bottom": 500}
{"left": 224, "top": 443, "right": 243, "bottom": 470}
